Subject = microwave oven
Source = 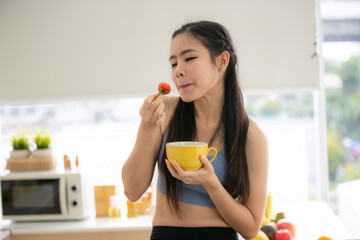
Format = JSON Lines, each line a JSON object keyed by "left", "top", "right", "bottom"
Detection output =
{"left": 0, "top": 170, "right": 88, "bottom": 221}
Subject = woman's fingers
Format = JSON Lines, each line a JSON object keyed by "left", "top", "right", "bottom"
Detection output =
{"left": 156, "top": 112, "right": 165, "bottom": 126}
{"left": 140, "top": 95, "right": 152, "bottom": 112}
{"left": 166, "top": 158, "right": 216, "bottom": 186}
{"left": 154, "top": 102, "right": 165, "bottom": 120}
{"left": 165, "top": 159, "right": 180, "bottom": 178}
{"left": 151, "top": 94, "right": 164, "bottom": 108}
{"left": 173, "top": 160, "right": 186, "bottom": 176}
{"left": 166, "top": 159, "right": 192, "bottom": 182}
{"left": 148, "top": 94, "right": 160, "bottom": 109}
{"left": 200, "top": 155, "right": 211, "bottom": 168}
{"left": 139, "top": 94, "right": 165, "bottom": 125}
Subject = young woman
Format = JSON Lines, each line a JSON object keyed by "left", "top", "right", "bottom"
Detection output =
{"left": 122, "top": 21, "right": 268, "bottom": 240}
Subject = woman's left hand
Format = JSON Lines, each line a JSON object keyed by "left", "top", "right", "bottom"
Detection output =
{"left": 165, "top": 155, "right": 217, "bottom": 187}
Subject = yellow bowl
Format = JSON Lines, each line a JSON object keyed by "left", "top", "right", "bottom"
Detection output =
{"left": 166, "top": 141, "right": 217, "bottom": 171}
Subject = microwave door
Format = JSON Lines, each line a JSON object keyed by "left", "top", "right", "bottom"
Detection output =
{"left": 59, "top": 176, "right": 67, "bottom": 217}
{"left": 1, "top": 178, "right": 64, "bottom": 219}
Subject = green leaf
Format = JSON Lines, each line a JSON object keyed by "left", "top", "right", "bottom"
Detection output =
{"left": 11, "top": 133, "right": 29, "bottom": 150}
{"left": 34, "top": 131, "right": 52, "bottom": 149}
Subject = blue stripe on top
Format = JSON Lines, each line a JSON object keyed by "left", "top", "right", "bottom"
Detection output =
{"left": 157, "top": 129, "right": 228, "bottom": 208}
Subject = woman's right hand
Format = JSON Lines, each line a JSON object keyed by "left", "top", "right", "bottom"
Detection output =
{"left": 139, "top": 94, "right": 166, "bottom": 127}
{"left": 123, "top": 93, "right": 166, "bottom": 202}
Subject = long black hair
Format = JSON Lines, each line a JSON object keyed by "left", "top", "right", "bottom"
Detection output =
{"left": 159, "top": 21, "right": 249, "bottom": 217}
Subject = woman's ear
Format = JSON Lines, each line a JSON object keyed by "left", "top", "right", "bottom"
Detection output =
{"left": 216, "top": 50, "right": 230, "bottom": 73}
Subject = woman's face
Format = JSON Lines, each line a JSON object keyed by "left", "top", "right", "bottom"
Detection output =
{"left": 169, "top": 33, "right": 223, "bottom": 102}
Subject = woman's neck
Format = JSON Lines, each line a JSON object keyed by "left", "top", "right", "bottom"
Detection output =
{"left": 194, "top": 82, "right": 224, "bottom": 125}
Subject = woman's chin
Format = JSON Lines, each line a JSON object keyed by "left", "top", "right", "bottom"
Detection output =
{"left": 180, "top": 95, "right": 194, "bottom": 103}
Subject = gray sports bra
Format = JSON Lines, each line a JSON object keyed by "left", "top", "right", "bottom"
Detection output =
{"left": 157, "top": 128, "right": 228, "bottom": 208}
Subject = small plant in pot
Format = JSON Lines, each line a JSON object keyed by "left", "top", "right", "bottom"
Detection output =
{"left": 32, "top": 131, "right": 53, "bottom": 158}
{"left": 10, "top": 133, "right": 31, "bottom": 158}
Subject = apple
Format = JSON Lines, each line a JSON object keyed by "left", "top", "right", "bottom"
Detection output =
{"left": 275, "top": 229, "right": 292, "bottom": 240}
{"left": 261, "top": 223, "right": 277, "bottom": 240}
{"left": 276, "top": 219, "right": 295, "bottom": 237}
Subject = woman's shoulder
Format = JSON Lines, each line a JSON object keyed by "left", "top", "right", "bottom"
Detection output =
{"left": 163, "top": 96, "right": 180, "bottom": 118}
{"left": 163, "top": 96, "right": 180, "bottom": 111}
{"left": 245, "top": 117, "right": 268, "bottom": 167}
{"left": 160, "top": 96, "right": 180, "bottom": 134}
{"left": 246, "top": 117, "right": 267, "bottom": 146}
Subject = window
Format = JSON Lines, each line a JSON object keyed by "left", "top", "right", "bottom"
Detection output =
{"left": 0, "top": 99, "right": 142, "bottom": 187}
{"left": 245, "top": 92, "right": 319, "bottom": 203}
{"left": 1, "top": 92, "right": 320, "bottom": 210}
{"left": 321, "top": 0, "right": 360, "bottom": 237}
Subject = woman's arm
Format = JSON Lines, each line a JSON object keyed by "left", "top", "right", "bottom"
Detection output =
{"left": 122, "top": 94, "right": 166, "bottom": 202}
{"left": 166, "top": 120, "right": 268, "bottom": 239}
{"left": 205, "top": 122, "right": 268, "bottom": 239}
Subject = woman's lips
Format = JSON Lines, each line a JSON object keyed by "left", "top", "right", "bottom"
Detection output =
{"left": 180, "top": 83, "right": 192, "bottom": 89}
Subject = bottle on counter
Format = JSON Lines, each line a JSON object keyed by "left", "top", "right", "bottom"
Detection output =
{"left": 63, "top": 155, "right": 71, "bottom": 171}
{"left": 126, "top": 185, "right": 153, "bottom": 217}
{"left": 75, "top": 156, "right": 79, "bottom": 167}
{"left": 126, "top": 200, "right": 138, "bottom": 218}
{"left": 108, "top": 195, "right": 121, "bottom": 220}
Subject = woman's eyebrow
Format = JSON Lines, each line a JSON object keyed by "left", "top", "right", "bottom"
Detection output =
{"left": 169, "top": 49, "right": 197, "bottom": 61}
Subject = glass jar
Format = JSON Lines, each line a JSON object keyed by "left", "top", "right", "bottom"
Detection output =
{"left": 108, "top": 195, "right": 121, "bottom": 220}
{"left": 126, "top": 200, "right": 138, "bottom": 218}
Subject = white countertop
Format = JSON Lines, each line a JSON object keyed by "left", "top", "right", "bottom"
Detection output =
{"left": 0, "top": 215, "right": 152, "bottom": 235}
{"left": 0, "top": 230, "right": 10, "bottom": 240}
{"left": 273, "top": 201, "right": 353, "bottom": 240}
{"left": 0, "top": 201, "right": 353, "bottom": 239}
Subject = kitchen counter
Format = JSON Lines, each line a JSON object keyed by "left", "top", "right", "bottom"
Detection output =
{"left": 0, "top": 230, "right": 10, "bottom": 240}
{"left": 0, "top": 215, "right": 153, "bottom": 240}
{"left": 0, "top": 201, "right": 353, "bottom": 240}
{"left": 0, "top": 215, "right": 152, "bottom": 234}
{"left": 274, "top": 201, "right": 352, "bottom": 240}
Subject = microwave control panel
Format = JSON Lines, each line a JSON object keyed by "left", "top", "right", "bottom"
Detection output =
{"left": 66, "top": 173, "right": 86, "bottom": 218}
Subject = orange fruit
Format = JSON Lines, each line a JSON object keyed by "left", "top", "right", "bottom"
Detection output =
{"left": 318, "top": 236, "right": 332, "bottom": 240}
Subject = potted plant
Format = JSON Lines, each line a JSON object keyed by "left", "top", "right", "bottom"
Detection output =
{"left": 10, "top": 133, "right": 31, "bottom": 158}
{"left": 32, "top": 131, "right": 53, "bottom": 158}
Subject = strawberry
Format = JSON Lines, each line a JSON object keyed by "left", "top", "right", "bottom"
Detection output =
{"left": 158, "top": 83, "right": 171, "bottom": 95}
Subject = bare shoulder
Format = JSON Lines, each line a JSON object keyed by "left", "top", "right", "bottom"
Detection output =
{"left": 247, "top": 118, "right": 267, "bottom": 144}
{"left": 246, "top": 118, "right": 268, "bottom": 164}
{"left": 163, "top": 96, "right": 180, "bottom": 113}
{"left": 160, "top": 96, "right": 180, "bottom": 134}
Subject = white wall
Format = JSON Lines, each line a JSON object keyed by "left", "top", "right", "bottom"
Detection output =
{"left": 0, "top": 0, "right": 319, "bottom": 104}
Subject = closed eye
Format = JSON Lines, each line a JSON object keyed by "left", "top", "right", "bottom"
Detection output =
{"left": 185, "top": 57, "right": 197, "bottom": 61}
{"left": 170, "top": 57, "right": 197, "bottom": 68}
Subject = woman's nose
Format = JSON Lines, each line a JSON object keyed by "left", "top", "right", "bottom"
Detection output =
{"left": 176, "top": 71, "right": 184, "bottom": 78}
{"left": 175, "top": 65, "right": 185, "bottom": 78}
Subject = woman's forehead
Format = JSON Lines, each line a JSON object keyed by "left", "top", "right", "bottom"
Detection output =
{"left": 170, "top": 33, "right": 204, "bottom": 56}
